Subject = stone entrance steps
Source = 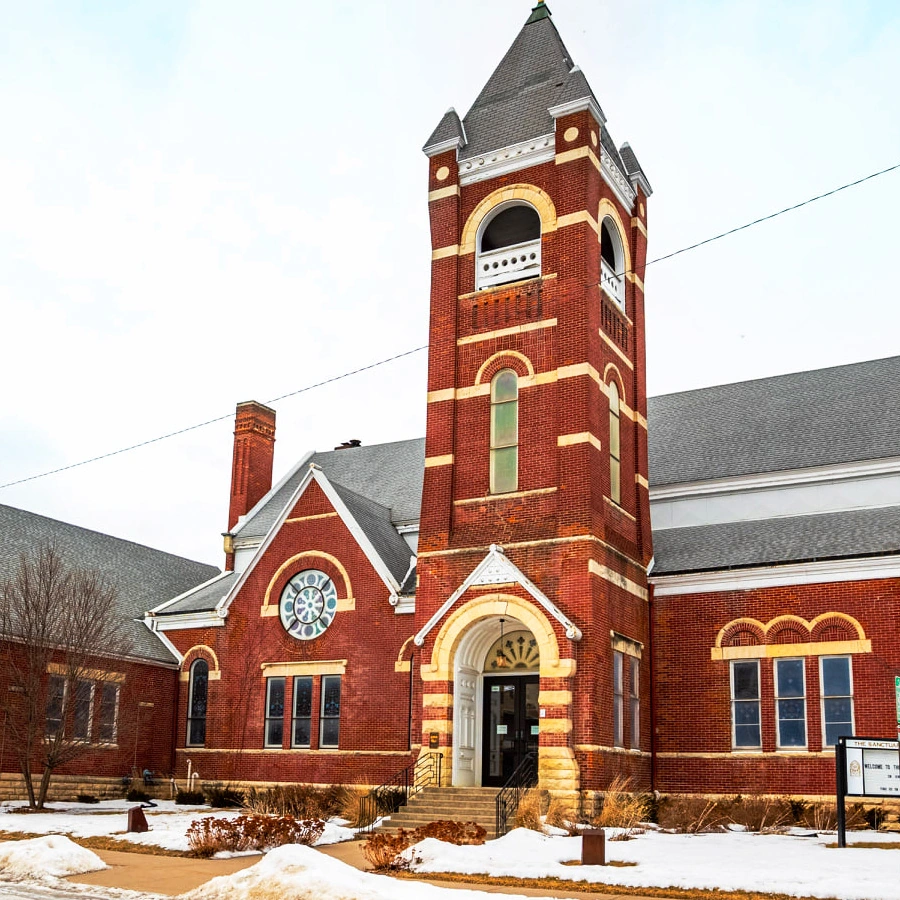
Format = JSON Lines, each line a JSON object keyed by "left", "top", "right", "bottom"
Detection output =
{"left": 376, "top": 786, "right": 499, "bottom": 834}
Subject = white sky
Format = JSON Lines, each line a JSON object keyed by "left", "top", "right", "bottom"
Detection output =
{"left": 1, "top": 0, "right": 898, "bottom": 565}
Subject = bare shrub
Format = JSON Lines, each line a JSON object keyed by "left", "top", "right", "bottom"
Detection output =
{"left": 658, "top": 796, "right": 725, "bottom": 834}
{"left": 592, "top": 776, "right": 650, "bottom": 835}
{"left": 414, "top": 820, "right": 486, "bottom": 845}
{"left": 186, "top": 815, "right": 325, "bottom": 857}
{"left": 361, "top": 820, "right": 487, "bottom": 871}
{"left": 805, "top": 802, "right": 838, "bottom": 832}
{"left": 726, "top": 795, "right": 789, "bottom": 832}
{"left": 243, "top": 785, "right": 347, "bottom": 819}
{"left": 514, "top": 788, "right": 544, "bottom": 831}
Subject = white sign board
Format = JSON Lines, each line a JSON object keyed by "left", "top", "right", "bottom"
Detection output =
{"left": 845, "top": 738, "right": 900, "bottom": 797}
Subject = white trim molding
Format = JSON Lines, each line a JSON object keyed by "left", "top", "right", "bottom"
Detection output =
{"left": 413, "top": 544, "right": 582, "bottom": 647}
{"left": 651, "top": 554, "right": 900, "bottom": 596}
{"left": 459, "top": 134, "right": 555, "bottom": 186}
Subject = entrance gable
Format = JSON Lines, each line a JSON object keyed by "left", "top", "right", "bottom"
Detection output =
{"left": 413, "top": 544, "right": 582, "bottom": 649}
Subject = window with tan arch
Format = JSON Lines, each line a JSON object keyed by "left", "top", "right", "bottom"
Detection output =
{"left": 490, "top": 369, "right": 518, "bottom": 494}
{"left": 608, "top": 381, "right": 621, "bottom": 504}
{"left": 186, "top": 658, "right": 209, "bottom": 747}
{"left": 477, "top": 202, "right": 541, "bottom": 290}
{"left": 600, "top": 217, "right": 626, "bottom": 309}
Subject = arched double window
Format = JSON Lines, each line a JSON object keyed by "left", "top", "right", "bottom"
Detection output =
{"left": 186, "top": 659, "right": 209, "bottom": 747}
{"left": 600, "top": 218, "right": 626, "bottom": 310}
{"left": 477, "top": 203, "right": 541, "bottom": 290}
{"left": 608, "top": 381, "right": 621, "bottom": 505}
{"left": 490, "top": 369, "right": 518, "bottom": 494}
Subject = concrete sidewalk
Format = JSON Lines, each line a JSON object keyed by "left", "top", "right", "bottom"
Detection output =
{"left": 66, "top": 841, "right": 663, "bottom": 900}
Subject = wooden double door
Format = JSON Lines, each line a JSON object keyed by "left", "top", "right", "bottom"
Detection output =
{"left": 482, "top": 674, "right": 539, "bottom": 787}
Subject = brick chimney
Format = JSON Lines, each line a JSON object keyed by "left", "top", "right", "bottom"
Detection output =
{"left": 225, "top": 401, "right": 275, "bottom": 569}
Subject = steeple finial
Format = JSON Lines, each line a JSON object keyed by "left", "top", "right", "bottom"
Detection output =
{"left": 526, "top": 1, "right": 551, "bottom": 24}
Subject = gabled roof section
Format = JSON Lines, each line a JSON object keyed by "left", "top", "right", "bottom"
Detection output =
{"left": 0, "top": 503, "right": 219, "bottom": 664}
{"left": 648, "top": 355, "right": 900, "bottom": 487}
{"left": 652, "top": 504, "right": 900, "bottom": 576}
{"left": 423, "top": 108, "right": 466, "bottom": 157}
{"left": 547, "top": 66, "right": 605, "bottom": 124}
{"left": 460, "top": 3, "right": 575, "bottom": 159}
{"left": 233, "top": 438, "right": 425, "bottom": 541}
{"left": 414, "top": 544, "right": 582, "bottom": 647}
{"left": 150, "top": 571, "right": 239, "bottom": 617}
{"left": 619, "top": 142, "right": 653, "bottom": 197}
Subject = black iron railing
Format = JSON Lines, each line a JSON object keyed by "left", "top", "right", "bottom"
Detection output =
{"left": 495, "top": 750, "right": 538, "bottom": 837}
{"left": 359, "top": 752, "right": 443, "bottom": 832}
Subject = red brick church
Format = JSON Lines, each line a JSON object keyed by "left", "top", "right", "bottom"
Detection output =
{"left": 4, "top": 2, "right": 899, "bottom": 802}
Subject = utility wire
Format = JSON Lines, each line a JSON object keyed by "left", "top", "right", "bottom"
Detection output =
{"left": 2, "top": 161, "right": 897, "bottom": 492}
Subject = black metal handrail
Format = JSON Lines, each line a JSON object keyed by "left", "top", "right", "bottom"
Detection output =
{"left": 494, "top": 750, "right": 538, "bottom": 837}
{"left": 359, "top": 752, "right": 443, "bottom": 832}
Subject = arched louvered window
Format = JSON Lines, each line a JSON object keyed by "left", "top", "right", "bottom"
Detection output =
{"left": 477, "top": 203, "right": 541, "bottom": 290}
{"left": 600, "top": 218, "right": 626, "bottom": 310}
{"left": 608, "top": 381, "right": 621, "bottom": 505}
{"left": 186, "top": 659, "right": 209, "bottom": 747}
{"left": 490, "top": 369, "right": 518, "bottom": 494}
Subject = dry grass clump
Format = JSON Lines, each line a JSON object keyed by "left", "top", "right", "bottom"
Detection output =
{"left": 362, "top": 821, "right": 487, "bottom": 871}
{"left": 337, "top": 787, "right": 369, "bottom": 827}
{"left": 243, "top": 784, "right": 350, "bottom": 819}
{"left": 657, "top": 796, "right": 726, "bottom": 834}
{"left": 592, "top": 776, "right": 650, "bottom": 836}
{"left": 725, "top": 795, "right": 789, "bottom": 832}
{"left": 186, "top": 814, "right": 325, "bottom": 858}
{"left": 514, "top": 788, "right": 544, "bottom": 831}
{"left": 545, "top": 797, "right": 578, "bottom": 834}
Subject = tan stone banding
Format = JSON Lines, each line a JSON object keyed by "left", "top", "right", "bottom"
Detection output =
{"left": 555, "top": 145, "right": 601, "bottom": 172}
{"left": 635, "top": 474, "right": 649, "bottom": 488}
{"left": 540, "top": 718, "right": 572, "bottom": 734}
{"left": 418, "top": 532, "right": 642, "bottom": 563}
{"left": 453, "top": 486, "right": 558, "bottom": 505}
{"left": 713, "top": 612, "right": 868, "bottom": 653}
{"left": 558, "top": 432, "right": 603, "bottom": 452}
{"left": 459, "top": 184, "right": 558, "bottom": 255}
{"left": 423, "top": 693, "right": 454, "bottom": 708}
{"left": 558, "top": 361, "right": 602, "bottom": 387}
{"left": 48, "top": 663, "right": 126, "bottom": 683}
{"left": 394, "top": 660, "right": 411, "bottom": 673}
{"left": 428, "top": 184, "right": 459, "bottom": 202}
{"left": 557, "top": 210, "right": 599, "bottom": 234}
{"left": 178, "top": 748, "right": 412, "bottom": 757}
{"left": 589, "top": 560, "right": 648, "bottom": 601}
{"left": 626, "top": 271, "right": 645, "bottom": 292}
{"left": 260, "top": 660, "right": 347, "bottom": 678}
{"left": 538, "top": 745, "right": 580, "bottom": 792}
{"left": 285, "top": 512, "right": 338, "bottom": 523}
{"left": 631, "top": 216, "right": 648, "bottom": 237}
{"left": 656, "top": 751, "right": 836, "bottom": 759}
{"left": 426, "top": 387, "right": 456, "bottom": 404}
{"left": 432, "top": 244, "right": 460, "bottom": 260}
{"left": 457, "top": 317, "right": 557, "bottom": 346}
{"left": 602, "top": 363, "right": 626, "bottom": 401}
{"left": 604, "top": 495, "right": 637, "bottom": 521}
{"left": 539, "top": 690, "right": 572, "bottom": 706}
{"left": 422, "top": 719, "right": 454, "bottom": 734}
{"left": 598, "top": 199, "right": 632, "bottom": 277}
{"left": 610, "top": 632, "right": 643, "bottom": 659}
{"left": 598, "top": 329, "right": 634, "bottom": 370}
{"left": 712, "top": 639, "right": 872, "bottom": 661}
{"left": 261, "top": 550, "right": 353, "bottom": 616}
{"left": 575, "top": 745, "right": 651, "bottom": 757}
{"left": 424, "top": 454, "right": 454, "bottom": 468}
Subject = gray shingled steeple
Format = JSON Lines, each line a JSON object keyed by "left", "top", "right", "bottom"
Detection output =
{"left": 423, "top": 107, "right": 466, "bottom": 157}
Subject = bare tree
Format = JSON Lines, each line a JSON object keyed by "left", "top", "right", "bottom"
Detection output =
{"left": 0, "top": 543, "right": 131, "bottom": 808}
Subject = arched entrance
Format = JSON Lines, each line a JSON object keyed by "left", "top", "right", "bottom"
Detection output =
{"left": 452, "top": 615, "right": 539, "bottom": 787}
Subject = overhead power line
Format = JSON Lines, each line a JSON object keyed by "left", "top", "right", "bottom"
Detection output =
{"left": 1, "top": 161, "right": 897, "bottom": 492}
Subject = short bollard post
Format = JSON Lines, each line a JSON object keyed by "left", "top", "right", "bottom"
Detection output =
{"left": 581, "top": 827, "right": 606, "bottom": 865}
{"left": 127, "top": 806, "right": 149, "bottom": 833}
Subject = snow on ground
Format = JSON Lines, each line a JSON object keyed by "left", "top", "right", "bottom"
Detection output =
{"left": 406, "top": 827, "right": 900, "bottom": 900}
{"left": 0, "top": 800, "right": 353, "bottom": 853}
{"left": 0, "top": 836, "right": 106, "bottom": 879}
{"left": 184, "top": 843, "right": 544, "bottom": 900}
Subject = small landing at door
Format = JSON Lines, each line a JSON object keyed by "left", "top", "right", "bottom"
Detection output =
{"left": 482, "top": 674, "right": 539, "bottom": 787}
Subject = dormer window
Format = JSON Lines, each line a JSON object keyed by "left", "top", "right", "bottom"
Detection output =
{"left": 477, "top": 203, "right": 541, "bottom": 290}
{"left": 600, "top": 218, "right": 626, "bottom": 310}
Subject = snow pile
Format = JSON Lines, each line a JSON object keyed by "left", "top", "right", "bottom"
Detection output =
{"left": 407, "top": 827, "right": 900, "bottom": 900}
{"left": 0, "top": 835, "right": 107, "bottom": 879}
{"left": 185, "top": 843, "right": 537, "bottom": 900}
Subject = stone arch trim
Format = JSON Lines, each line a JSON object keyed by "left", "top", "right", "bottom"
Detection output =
{"left": 475, "top": 351, "right": 535, "bottom": 386}
{"left": 422, "top": 592, "right": 573, "bottom": 683}
{"left": 460, "top": 185, "right": 558, "bottom": 256}
{"left": 809, "top": 612, "right": 866, "bottom": 641}
{"left": 602, "top": 362, "right": 627, "bottom": 404}
{"left": 598, "top": 198, "right": 632, "bottom": 276}
{"left": 720, "top": 619, "right": 766, "bottom": 648}
{"left": 261, "top": 550, "right": 353, "bottom": 616}
{"left": 181, "top": 645, "right": 221, "bottom": 681}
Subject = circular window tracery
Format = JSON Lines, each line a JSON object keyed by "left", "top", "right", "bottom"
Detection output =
{"left": 279, "top": 569, "right": 338, "bottom": 641}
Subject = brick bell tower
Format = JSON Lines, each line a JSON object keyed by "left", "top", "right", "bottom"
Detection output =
{"left": 414, "top": 1, "right": 654, "bottom": 795}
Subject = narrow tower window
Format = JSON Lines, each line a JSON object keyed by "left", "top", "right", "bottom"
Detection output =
{"left": 600, "top": 218, "right": 626, "bottom": 310}
{"left": 187, "top": 659, "right": 209, "bottom": 747}
{"left": 490, "top": 369, "right": 519, "bottom": 494}
{"left": 477, "top": 203, "right": 541, "bottom": 290}
{"left": 608, "top": 381, "right": 621, "bottom": 504}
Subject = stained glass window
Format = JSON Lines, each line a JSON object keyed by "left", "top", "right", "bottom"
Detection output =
{"left": 491, "top": 369, "right": 518, "bottom": 494}
{"left": 265, "top": 677, "right": 285, "bottom": 748}
{"left": 320, "top": 675, "right": 341, "bottom": 748}
{"left": 187, "top": 659, "right": 209, "bottom": 747}
{"left": 292, "top": 676, "right": 313, "bottom": 748}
